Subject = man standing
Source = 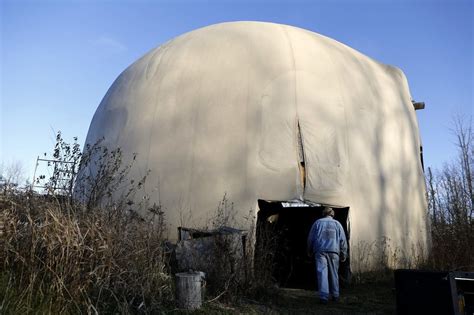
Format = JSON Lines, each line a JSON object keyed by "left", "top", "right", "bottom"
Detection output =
{"left": 307, "top": 206, "right": 348, "bottom": 304}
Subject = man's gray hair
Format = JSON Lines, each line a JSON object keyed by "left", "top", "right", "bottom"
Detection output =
{"left": 322, "top": 206, "right": 335, "bottom": 217}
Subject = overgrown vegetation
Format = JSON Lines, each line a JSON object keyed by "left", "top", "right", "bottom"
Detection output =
{"left": 174, "top": 195, "right": 278, "bottom": 306}
{"left": 1, "top": 134, "right": 172, "bottom": 314}
{"left": 1, "top": 194, "right": 172, "bottom": 314}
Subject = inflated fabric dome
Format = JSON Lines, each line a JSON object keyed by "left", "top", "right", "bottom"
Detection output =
{"left": 81, "top": 21, "right": 428, "bottom": 271}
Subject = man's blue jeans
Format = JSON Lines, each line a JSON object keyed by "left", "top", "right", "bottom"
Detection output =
{"left": 316, "top": 252, "right": 340, "bottom": 300}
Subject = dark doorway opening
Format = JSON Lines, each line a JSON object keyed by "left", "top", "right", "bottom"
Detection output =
{"left": 256, "top": 199, "right": 350, "bottom": 290}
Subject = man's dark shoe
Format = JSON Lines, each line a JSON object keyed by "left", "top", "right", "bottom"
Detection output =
{"left": 319, "top": 298, "right": 328, "bottom": 305}
{"left": 332, "top": 296, "right": 340, "bottom": 303}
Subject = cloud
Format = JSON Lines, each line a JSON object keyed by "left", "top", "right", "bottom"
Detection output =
{"left": 92, "top": 36, "right": 127, "bottom": 53}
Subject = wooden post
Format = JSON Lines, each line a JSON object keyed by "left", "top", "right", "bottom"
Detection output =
{"left": 175, "top": 272, "right": 203, "bottom": 310}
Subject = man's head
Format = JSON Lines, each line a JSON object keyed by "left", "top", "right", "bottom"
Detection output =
{"left": 322, "top": 206, "right": 335, "bottom": 218}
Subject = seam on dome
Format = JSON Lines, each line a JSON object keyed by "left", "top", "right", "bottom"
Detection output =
{"left": 324, "top": 38, "right": 352, "bottom": 197}
{"left": 144, "top": 39, "right": 175, "bottom": 174}
{"left": 280, "top": 25, "right": 298, "bottom": 114}
{"left": 280, "top": 25, "right": 304, "bottom": 196}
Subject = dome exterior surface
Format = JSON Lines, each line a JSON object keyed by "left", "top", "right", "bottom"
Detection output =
{"left": 82, "top": 21, "right": 428, "bottom": 270}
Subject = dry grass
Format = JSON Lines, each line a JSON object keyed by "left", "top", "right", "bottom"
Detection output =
{"left": 1, "top": 191, "right": 173, "bottom": 314}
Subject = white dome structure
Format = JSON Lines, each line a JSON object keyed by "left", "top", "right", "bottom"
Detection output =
{"left": 81, "top": 21, "right": 428, "bottom": 273}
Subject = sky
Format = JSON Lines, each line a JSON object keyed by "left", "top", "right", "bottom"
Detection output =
{"left": 1, "top": 0, "right": 473, "bottom": 183}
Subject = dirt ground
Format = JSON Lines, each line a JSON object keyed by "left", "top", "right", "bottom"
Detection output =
{"left": 180, "top": 280, "right": 396, "bottom": 314}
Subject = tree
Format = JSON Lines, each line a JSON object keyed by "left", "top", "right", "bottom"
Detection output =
{"left": 0, "top": 161, "right": 25, "bottom": 194}
{"left": 426, "top": 116, "right": 473, "bottom": 270}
